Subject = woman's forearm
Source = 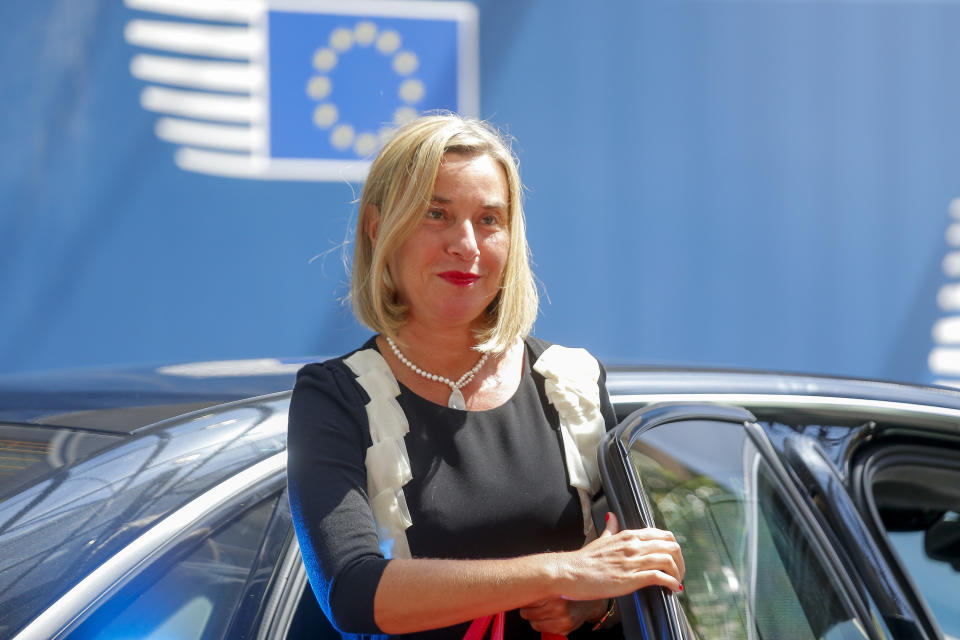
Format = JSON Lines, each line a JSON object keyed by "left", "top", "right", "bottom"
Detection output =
{"left": 373, "top": 553, "right": 562, "bottom": 633}
{"left": 372, "top": 516, "right": 685, "bottom": 634}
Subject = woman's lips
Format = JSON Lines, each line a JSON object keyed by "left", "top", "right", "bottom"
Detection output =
{"left": 438, "top": 271, "right": 480, "bottom": 286}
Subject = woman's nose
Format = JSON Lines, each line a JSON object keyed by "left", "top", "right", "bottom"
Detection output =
{"left": 447, "top": 220, "right": 480, "bottom": 259}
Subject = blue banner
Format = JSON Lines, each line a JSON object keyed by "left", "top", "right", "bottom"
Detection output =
{"left": 3, "top": 1, "right": 960, "bottom": 387}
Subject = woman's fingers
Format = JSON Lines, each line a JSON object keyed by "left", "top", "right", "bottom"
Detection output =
{"left": 518, "top": 599, "right": 559, "bottom": 619}
{"left": 558, "top": 527, "right": 686, "bottom": 599}
{"left": 603, "top": 514, "right": 684, "bottom": 583}
{"left": 600, "top": 511, "right": 619, "bottom": 537}
{"left": 519, "top": 598, "right": 604, "bottom": 635}
{"left": 631, "top": 569, "right": 683, "bottom": 593}
{"left": 607, "top": 528, "right": 685, "bottom": 579}
{"left": 519, "top": 599, "right": 574, "bottom": 634}
{"left": 630, "top": 535, "right": 685, "bottom": 579}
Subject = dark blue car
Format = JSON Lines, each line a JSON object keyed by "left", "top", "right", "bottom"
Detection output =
{"left": 1, "top": 359, "right": 958, "bottom": 639}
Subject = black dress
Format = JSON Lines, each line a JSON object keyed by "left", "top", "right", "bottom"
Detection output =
{"left": 287, "top": 337, "right": 617, "bottom": 640}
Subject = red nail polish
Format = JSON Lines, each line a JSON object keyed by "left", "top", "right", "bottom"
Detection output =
{"left": 605, "top": 512, "right": 610, "bottom": 522}
{"left": 679, "top": 584, "right": 684, "bottom": 591}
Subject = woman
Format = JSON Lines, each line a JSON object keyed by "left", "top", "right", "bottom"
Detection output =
{"left": 287, "top": 114, "right": 684, "bottom": 639}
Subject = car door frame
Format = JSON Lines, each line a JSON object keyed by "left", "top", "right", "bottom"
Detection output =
{"left": 598, "top": 401, "right": 886, "bottom": 640}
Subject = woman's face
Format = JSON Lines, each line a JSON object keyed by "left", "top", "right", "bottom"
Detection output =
{"left": 387, "top": 152, "right": 510, "bottom": 332}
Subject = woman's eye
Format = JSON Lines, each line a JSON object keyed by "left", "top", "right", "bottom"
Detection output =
{"left": 481, "top": 214, "right": 501, "bottom": 226}
{"left": 426, "top": 209, "right": 444, "bottom": 220}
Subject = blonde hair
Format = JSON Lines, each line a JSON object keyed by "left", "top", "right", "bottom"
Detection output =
{"left": 350, "top": 114, "right": 537, "bottom": 353}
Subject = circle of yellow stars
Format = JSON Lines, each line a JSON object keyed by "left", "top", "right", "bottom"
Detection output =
{"left": 307, "top": 21, "right": 426, "bottom": 157}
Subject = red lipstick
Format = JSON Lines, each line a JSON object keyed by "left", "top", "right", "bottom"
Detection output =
{"left": 439, "top": 271, "right": 480, "bottom": 286}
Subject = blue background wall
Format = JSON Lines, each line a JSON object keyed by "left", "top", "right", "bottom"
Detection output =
{"left": 2, "top": 0, "right": 958, "bottom": 383}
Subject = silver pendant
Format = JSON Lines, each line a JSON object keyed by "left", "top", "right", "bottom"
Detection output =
{"left": 448, "top": 387, "right": 466, "bottom": 410}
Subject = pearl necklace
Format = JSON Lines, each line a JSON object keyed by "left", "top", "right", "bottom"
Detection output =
{"left": 386, "top": 336, "right": 489, "bottom": 410}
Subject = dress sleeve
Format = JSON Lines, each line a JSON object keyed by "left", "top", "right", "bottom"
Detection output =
{"left": 287, "top": 362, "right": 388, "bottom": 634}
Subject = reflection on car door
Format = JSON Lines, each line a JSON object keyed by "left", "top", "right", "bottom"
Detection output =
{"left": 599, "top": 403, "right": 876, "bottom": 640}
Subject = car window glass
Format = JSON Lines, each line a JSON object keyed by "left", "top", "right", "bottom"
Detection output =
{"left": 68, "top": 494, "right": 278, "bottom": 640}
{"left": 871, "top": 461, "right": 960, "bottom": 638}
{"left": 627, "top": 419, "right": 868, "bottom": 640}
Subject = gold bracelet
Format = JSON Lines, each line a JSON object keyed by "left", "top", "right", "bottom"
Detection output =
{"left": 592, "top": 598, "right": 617, "bottom": 631}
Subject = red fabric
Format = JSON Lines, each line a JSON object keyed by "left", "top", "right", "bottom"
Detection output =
{"left": 462, "top": 611, "right": 566, "bottom": 640}
{"left": 463, "top": 614, "right": 496, "bottom": 640}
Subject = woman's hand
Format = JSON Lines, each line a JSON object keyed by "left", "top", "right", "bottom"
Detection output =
{"left": 519, "top": 598, "right": 607, "bottom": 635}
{"left": 552, "top": 512, "right": 685, "bottom": 601}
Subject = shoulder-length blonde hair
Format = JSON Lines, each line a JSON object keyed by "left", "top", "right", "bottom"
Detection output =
{"left": 350, "top": 114, "right": 537, "bottom": 354}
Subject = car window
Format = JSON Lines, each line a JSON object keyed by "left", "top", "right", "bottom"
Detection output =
{"left": 866, "top": 453, "right": 960, "bottom": 639}
{"left": 67, "top": 493, "right": 279, "bottom": 640}
{"left": 626, "top": 418, "right": 868, "bottom": 640}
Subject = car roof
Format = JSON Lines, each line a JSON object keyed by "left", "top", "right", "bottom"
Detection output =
{"left": 5, "top": 357, "right": 960, "bottom": 432}
{"left": 4, "top": 357, "right": 960, "bottom": 434}
{"left": 0, "top": 357, "right": 315, "bottom": 433}
{"left": 607, "top": 366, "right": 960, "bottom": 405}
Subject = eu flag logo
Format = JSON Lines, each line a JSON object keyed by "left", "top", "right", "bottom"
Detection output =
{"left": 124, "top": 0, "right": 478, "bottom": 181}
{"left": 270, "top": 10, "right": 462, "bottom": 161}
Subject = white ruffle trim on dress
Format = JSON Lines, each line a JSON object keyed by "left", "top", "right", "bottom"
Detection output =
{"left": 533, "top": 345, "right": 606, "bottom": 539}
{"left": 344, "top": 349, "right": 413, "bottom": 559}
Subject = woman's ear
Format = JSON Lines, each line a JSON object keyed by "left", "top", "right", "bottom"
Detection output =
{"left": 364, "top": 204, "right": 380, "bottom": 244}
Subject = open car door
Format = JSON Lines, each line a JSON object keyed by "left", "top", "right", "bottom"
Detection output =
{"left": 597, "top": 403, "right": 878, "bottom": 640}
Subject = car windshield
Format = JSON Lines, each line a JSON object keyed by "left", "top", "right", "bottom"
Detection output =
{"left": 627, "top": 419, "right": 869, "bottom": 640}
{"left": 0, "top": 423, "right": 120, "bottom": 499}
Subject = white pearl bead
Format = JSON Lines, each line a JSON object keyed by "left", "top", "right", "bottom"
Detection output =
{"left": 386, "top": 335, "right": 488, "bottom": 399}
